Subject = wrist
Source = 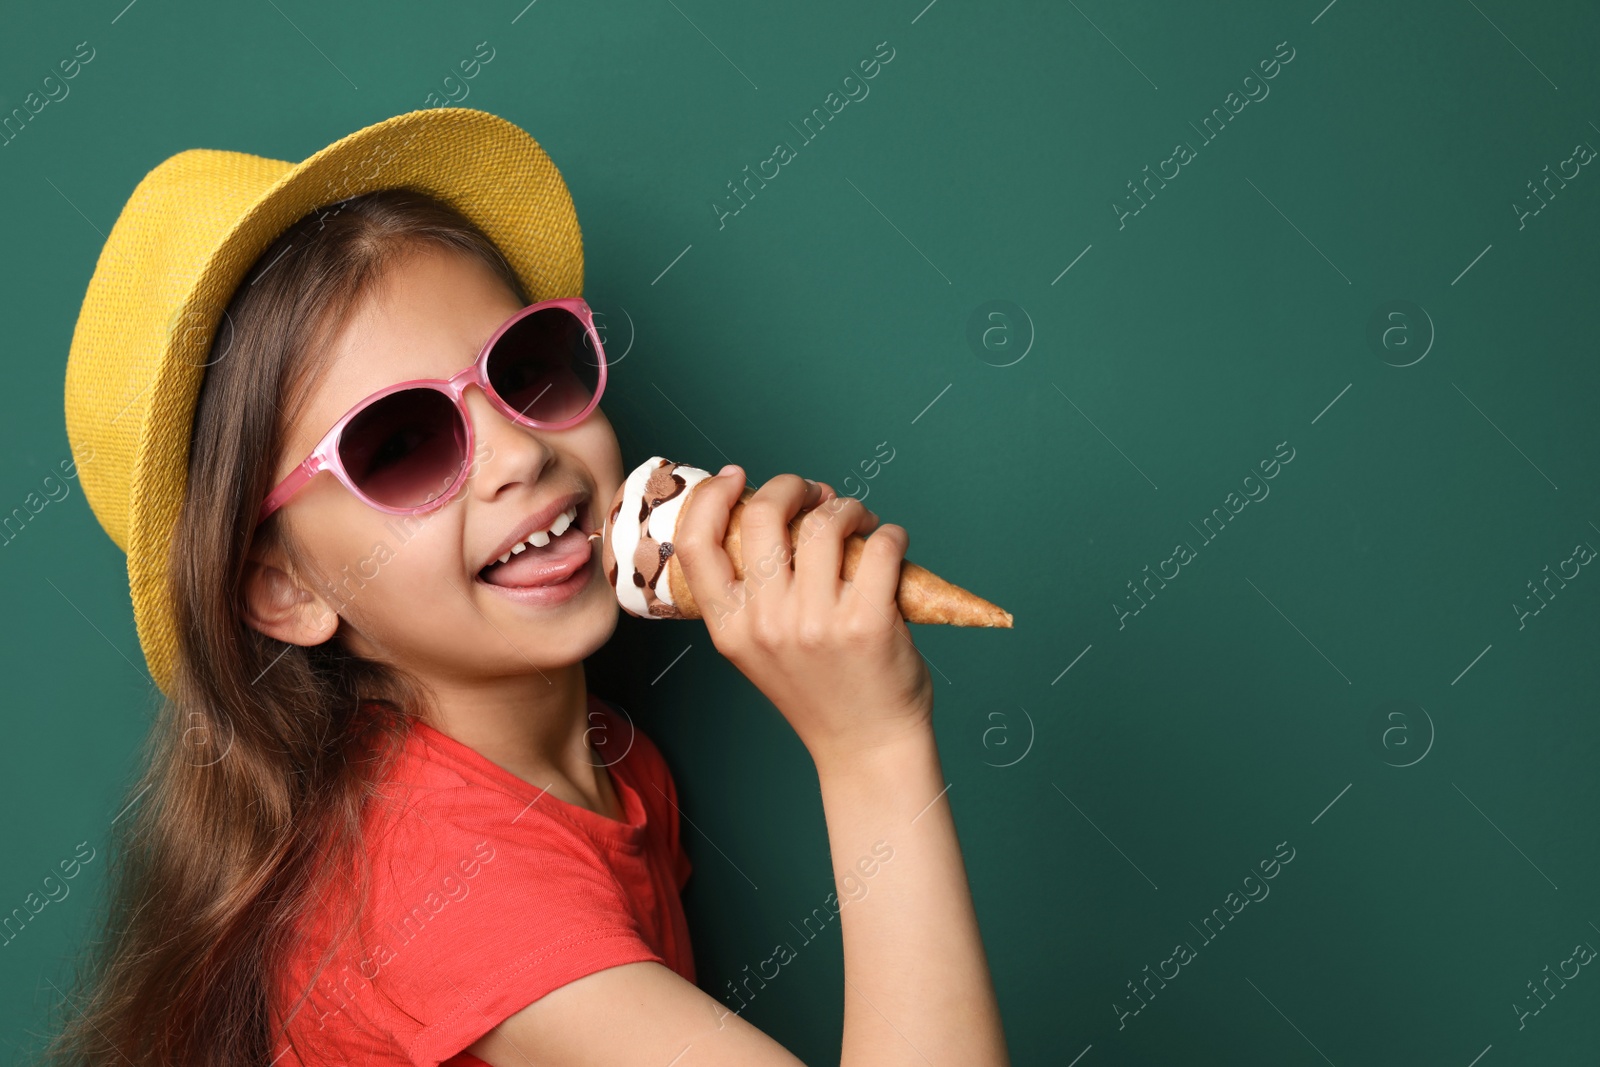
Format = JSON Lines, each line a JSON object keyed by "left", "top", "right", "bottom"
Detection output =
{"left": 809, "top": 716, "right": 938, "bottom": 785}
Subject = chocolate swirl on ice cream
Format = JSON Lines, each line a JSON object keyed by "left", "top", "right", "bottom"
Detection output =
{"left": 603, "top": 457, "right": 714, "bottom": 619}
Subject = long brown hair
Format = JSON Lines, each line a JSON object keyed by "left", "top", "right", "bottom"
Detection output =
{"left": 42, "top": 188, "right": 535, "bottom": 1066}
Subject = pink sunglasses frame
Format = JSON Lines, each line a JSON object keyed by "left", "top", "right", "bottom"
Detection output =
{"left": 255, "top": 296, "right": 607, "bottom": 526}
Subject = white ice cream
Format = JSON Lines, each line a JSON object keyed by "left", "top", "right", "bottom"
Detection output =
{"left": 607, "top": 456, "right": 713, "bottom": 619}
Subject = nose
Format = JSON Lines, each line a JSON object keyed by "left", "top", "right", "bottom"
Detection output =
{"left": 461, "top": 383, "right": 554, "bottom": 501}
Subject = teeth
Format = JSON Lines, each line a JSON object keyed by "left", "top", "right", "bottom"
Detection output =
{"left": 489, "top": 505, "right": 579, "bottom": 568}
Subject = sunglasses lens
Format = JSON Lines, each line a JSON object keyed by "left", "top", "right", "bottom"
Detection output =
{"left": 339, "top": 388, "right": 466, "bottom": 509}
{"left": 486, "top": 307, "right": 601, "bottom": 425}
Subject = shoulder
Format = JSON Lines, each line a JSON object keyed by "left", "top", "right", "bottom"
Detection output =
{"left": 587, "top": 694, "right": 681, "bottom": 817}
{"left": 587, "top": 694, "right": 691, "bottom": 893}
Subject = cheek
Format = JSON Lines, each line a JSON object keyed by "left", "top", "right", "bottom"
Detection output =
{"left": 585, "top": 421, "right": 625, "bottom": 515}
{"left": 579, "top": 408, "right": 623, "bottom": 474}
{"left": 311, "top": 512, "right": 465, "bottom": 620}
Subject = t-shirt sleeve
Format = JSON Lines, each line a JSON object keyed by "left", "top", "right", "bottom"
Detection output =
{"left": 357, "top": 807, "right": 672, "bottom": 1067}
{"left": 623, "top": 715, "right": 694, "bottom": 894}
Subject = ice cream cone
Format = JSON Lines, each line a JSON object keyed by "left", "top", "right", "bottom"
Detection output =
{"left": 602, "top": 457, "right": 1013, "bottom": 628}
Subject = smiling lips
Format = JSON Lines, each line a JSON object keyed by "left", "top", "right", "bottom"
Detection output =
{"left": 490, "top": 504, "right": 579, "bottom": 565}
{"left": 479, "top": 507, "right": 593, "bottom": 588}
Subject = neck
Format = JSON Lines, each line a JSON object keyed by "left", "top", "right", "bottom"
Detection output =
{"left": 422, "top": 662, "right": 601, "bottom": 795}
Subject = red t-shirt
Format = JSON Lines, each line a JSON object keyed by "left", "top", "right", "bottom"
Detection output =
{"left": 271, "top": 694, "right": 695, "bottom": 1067}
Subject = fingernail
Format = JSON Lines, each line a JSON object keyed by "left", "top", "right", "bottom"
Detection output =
{"left": 804, "top": 478, "right": 818, "bottom": 492}
{"left": 718, "top": 464, "right": 739, "bottom": 477}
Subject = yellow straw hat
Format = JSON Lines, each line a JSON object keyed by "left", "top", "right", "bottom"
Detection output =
{"left": 63, "top": 107, "right": 584, "bottom": 698}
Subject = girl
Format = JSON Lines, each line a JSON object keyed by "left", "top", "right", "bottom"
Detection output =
{"left": 50, "top": 157, "right": 1006, "bottom": 1065}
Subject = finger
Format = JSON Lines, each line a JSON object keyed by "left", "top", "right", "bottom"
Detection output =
{"left": 795, "top": 487, "right": 878, "bottom": 549}
{"left": 794, "top": 481, "right": 841, "bottom": 543}
{"left": 807, "top": 480, "right": 837, "bottom": 508}
{"left": 799, "top": 477, "right": 824, "bottom": 514}
{"left": 672, "top": 464, "right": 746, "bottom": 614}
{"left": 790, "top": 479, "right": 833, "bottom": 544}
{"left": 738, "top": 473, "right": 812, "bottom": 591}
{"left": 846, "top": 521, "right": 910, "bottom": 620}
{"left": 793, "top": 493, "right": 871, "bottom": 602}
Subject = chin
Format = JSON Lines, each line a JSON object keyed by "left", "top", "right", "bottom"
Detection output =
{"left": 581, "top": 594, "right": 622, "bottom": 655}
{"left": 540, "top": 587, "right": 621, "bottom": 665}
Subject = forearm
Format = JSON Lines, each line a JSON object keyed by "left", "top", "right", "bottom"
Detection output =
{"left": 814, "top": 723, "right": 1009, "bottom": 1067}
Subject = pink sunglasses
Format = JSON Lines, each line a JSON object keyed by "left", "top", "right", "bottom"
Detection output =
{"left": 256, "top": 297, "right": 607, "bottom": 526}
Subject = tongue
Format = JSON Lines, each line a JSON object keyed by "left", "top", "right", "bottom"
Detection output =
{"left": 480, "top": 526, "right": 592, "bottom": 587}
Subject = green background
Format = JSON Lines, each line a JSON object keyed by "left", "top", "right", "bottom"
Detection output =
{"left": 4, "top": 0, "right": 1599, "bottom": 1063}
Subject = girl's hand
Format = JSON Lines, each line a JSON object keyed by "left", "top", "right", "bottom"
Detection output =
{"left": 673, "top": 465, "right": 934, "bottom": 767}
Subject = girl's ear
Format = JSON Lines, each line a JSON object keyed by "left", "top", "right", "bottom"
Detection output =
{"left": 240, "top": 547, "right": 340, "bottom": 646}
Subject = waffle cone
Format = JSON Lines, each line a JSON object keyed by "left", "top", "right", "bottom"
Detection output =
{"left": 659, "top": 485, "right": 1013, "bottom": 627}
